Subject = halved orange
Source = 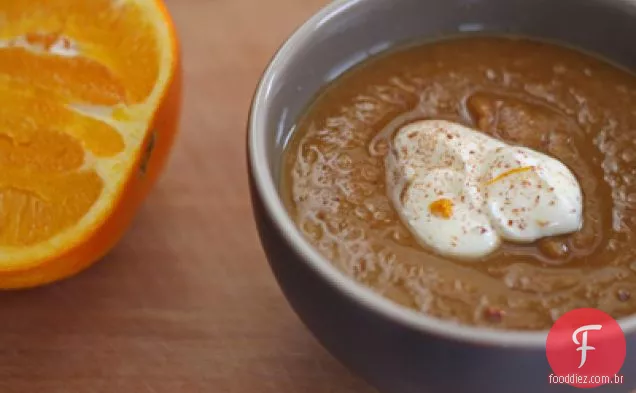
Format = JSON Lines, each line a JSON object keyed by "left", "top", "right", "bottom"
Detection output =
{"left": 0, "top": 0, "right": 181, "bottom": 289}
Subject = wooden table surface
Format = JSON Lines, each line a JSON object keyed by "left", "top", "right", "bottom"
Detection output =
{"left": 0, "top": 1, "right": 375, "bottom": 392}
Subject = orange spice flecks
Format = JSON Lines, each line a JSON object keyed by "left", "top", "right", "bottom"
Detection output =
{"left": 536, "top": 220, "right": 550, "bottom": 228}
{"left": 429, "top": 198, "right": 454, "bottom": 219}
{"left": 486, "top": 166, "right": 535, "bottom": 185}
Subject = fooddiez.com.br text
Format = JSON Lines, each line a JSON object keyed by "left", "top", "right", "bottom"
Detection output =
{"left": 548, "top": 374, "right": 624, "bottom": 385}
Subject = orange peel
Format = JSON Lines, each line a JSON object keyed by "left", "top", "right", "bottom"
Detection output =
{"left": 429, "top": 198, "right": 454, "bottom": 219}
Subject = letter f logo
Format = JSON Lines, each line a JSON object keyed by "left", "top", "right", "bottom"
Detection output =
{"left": 546, "top": 309, "right": 626, "bottom": 389}
{"left": 572, "top": 324, "right": 602, "bottom": 368}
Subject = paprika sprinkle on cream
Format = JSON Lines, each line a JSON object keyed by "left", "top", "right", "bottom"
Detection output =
{"left": 385, "top": 120, "right": 583, "bottom": 259}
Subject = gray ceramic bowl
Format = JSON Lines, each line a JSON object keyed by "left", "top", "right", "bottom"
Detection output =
{"left": 247, "top": 0, "right": 636, "bottom": 392}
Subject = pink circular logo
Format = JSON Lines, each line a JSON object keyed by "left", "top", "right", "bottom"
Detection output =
{"left": 546, "top": 308, "right": 626, "bottom": 388}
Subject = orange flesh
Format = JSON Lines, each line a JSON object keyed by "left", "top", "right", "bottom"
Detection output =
{"left": 429, "top": 198, "right": 454, "bottom": 219}
{"left": 0, "top": 0, "right": 160, "bottom": 103}
{"left": 0, "top": 0, "right": 171, "bottom": 264}
{"left": 486, "top": 166, "right": 535, "bottom": 185}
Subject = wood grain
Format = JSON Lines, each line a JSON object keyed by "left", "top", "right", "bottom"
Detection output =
{"left": 0, "top": 1, "right": 375, "bottom": 392}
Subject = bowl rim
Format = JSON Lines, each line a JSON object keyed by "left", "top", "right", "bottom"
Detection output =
{"left": 247, "top": 0, "right": 636, "bottom": 348}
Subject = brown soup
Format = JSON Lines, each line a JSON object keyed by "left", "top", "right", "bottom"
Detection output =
{"left": 281, "top": 37, "right": 636, "bottom": 330}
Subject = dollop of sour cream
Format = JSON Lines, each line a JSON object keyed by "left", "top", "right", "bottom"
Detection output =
{"left": 385, "top": 120, "right": 583, "bottom": 259}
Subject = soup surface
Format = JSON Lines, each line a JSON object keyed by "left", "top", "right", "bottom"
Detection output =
{"left": 281, "top": 37, "right": 636, "bottom": 330}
